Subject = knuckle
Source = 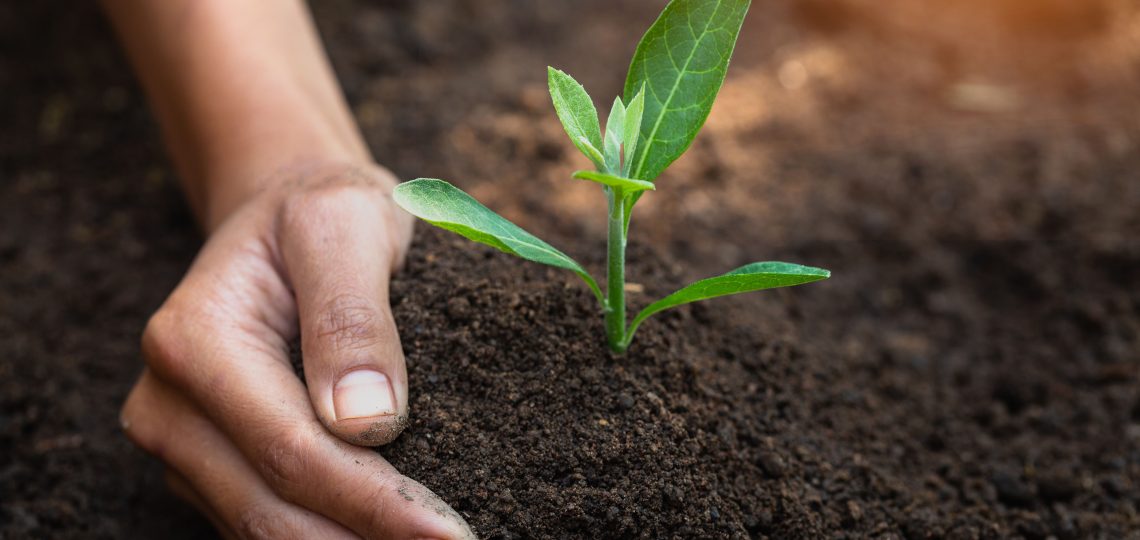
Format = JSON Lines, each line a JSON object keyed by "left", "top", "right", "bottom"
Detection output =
{"left": 315, "top": 293, "right": 386, "bottom": 354}
{"left": 259, "top": 425, "right": 318, "bottom": 495}
{"left": 280, "top": 183, "right": 372, "bottom": 229}
{"left": 141, "top": 304, "right": 193, "bottom": 378}
{"left": 119, "top": 385, "right": 154, "bottom": 451}
{"left": 234, "top": 506, "right": 280, "bottom": 540}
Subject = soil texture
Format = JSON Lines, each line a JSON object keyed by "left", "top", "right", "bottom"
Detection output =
{"left": 3, "top": 0, "right": 1140, "bottom": 538}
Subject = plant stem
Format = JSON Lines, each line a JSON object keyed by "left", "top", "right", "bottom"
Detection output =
{"left": 605, "top": 188, "right": 628, "bottom": 353}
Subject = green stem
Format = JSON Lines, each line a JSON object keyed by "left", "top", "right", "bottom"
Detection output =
{"left": 605, "top": 188, "right": 628, "bottom": 352}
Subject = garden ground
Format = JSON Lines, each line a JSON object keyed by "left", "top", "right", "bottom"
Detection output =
{"left": 2, "top": 0, "right": 1138, "bottom": 537}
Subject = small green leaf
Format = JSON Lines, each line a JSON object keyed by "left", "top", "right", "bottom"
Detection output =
{"left": 624, "top": 261, "right": 829, "bottom": 345}
{"left": 624, "top": 0, "right": 751, "bottom": 182}
{"left": 621, "top": 86, "right": 646, "bottom": 177}
{"left": 577, "top": 136, "right": 607, "bottom": 169}
{"left": 393, "top": 179, "right": 603, "bottom": 303}
{"left": 622, "top": 191, "right": 640, "bottom": 236}
{"left": 618, "top": 89, "right": 647, "bottom": 236}
{"left": 603, "top": 97, "right": 626, "bottom": 174}
{"left": 548, "top": 67, "right": 604, "bottom": 169}
{"left": 572, "top": 170, "right": 656, "bottom": 193}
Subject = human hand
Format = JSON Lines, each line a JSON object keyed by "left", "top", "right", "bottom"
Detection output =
{"left": 121, "top": 162, "right": 473, "bottom": 539}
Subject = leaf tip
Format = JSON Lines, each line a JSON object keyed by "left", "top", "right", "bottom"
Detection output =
{"left": 805, "top": 265, "right": 831, "bottom": 280}
{"left": 393, "top": 178, "right": 435, "bottom": 209}
{"left": 627, "top": 81, "right": 646, "bottom": 103}
{"left": 391, "top": 181, "right": 414, "bottom": 211}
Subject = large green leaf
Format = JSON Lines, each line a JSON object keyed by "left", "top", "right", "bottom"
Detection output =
{"left": 393, "top": 179, "right": 603, "bottom": 302}
{"left": 548, "top": 67, "right": 605, "bottom": 169}
{"left": 624, "top": 261, "right": 829, "bottom": 345}
{"left": 624, "top": 0, "right": 750, "bottom": 182}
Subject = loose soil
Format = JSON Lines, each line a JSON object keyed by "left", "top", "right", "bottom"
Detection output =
{"left": 3, "top": 0, "right": 1139, "bottom": 538}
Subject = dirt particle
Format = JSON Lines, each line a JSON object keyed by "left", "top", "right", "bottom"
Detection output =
{"left": 1036, "top": 470, "right": 1079, "bottom": 502}
{"left": 758, "top": 452, "right": 788, "bottom": 479}
{"left": 354, "top": 414, "right": 409, "bottom": 446}
{"left": 446, "top": 296, "right": 472, "bottom": 322}
{"left": 991, "top": 470, "right": 1035, "bottom": 507}
{"left": 616, "top": 393, "right": 635, "bottom": 411}
{"left": 845, "top": 500, "right": 863, "bottom": 524}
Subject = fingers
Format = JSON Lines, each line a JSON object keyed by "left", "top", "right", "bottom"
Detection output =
{"left": 141, "top": 286, "right": 473, "bottom": 539}
{"left": 130, "top": 170, "right": 466, "bottom": 538}
{"left": 124, "top": 371, "right": 360, "bottom": 540}
{"left": 277, "top": 183, "right": 409, "bottom": 446}
{"left": 164, "top": 469, "right": 237, "bottom": 539}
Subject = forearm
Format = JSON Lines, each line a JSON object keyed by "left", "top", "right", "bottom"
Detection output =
{"left": 101, "top": 0, "right": 370, "bottom": 230}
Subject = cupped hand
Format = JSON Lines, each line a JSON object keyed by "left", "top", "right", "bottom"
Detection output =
{"left": 120, "top": 162, "right": 472, "bottom": 539}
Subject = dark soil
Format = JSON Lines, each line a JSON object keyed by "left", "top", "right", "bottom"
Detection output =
{"left": 382, "top": 230, "right": 820, "bottom": 538}
{"left": 4, "top": 0, "right": 1140, "bottom": 538}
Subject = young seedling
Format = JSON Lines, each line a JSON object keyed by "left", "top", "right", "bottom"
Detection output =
{"left": 394, "top": 0, "right": 830, "bottom": 353}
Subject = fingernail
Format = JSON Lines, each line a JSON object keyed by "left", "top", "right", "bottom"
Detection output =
{"left": 334, "top": 370, "right": 396, "bottom": 420}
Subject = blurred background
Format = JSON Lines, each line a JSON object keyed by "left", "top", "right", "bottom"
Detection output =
{"left": 2, "top": 0, "right": 1138, "bottom": 537}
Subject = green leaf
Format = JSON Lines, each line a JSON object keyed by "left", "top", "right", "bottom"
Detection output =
{"left": 624, "top": 261, "right": 829, "bottom": 345}
{"left": 577, "top": 136, "right": 606, "bottom": 168}
{"left": 548, "top": 67, "right": 605, "bottom": 169}
{"left": 393, "top": 179, "right": 604, "bottom": 303}
{"left": 572, "top": 170, "right": 656, "bottom": 193}
{"left": 622, "top": 191, "right": 639, "bottom": 236}
{"left": 603, "top": 97, "right": 626, "bottom": 174}
{"left": 603, "top": 87, "right": 647, "bottom": 177}
{"left": 621, "top": 86, "right": 646, "bottom": 177}
{"left": 624, "top": 0, "right": 750, "bottom": 182}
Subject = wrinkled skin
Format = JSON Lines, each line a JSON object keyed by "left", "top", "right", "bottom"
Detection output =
{"left": 121, "top": 163, "right": 473, "bottom": 539}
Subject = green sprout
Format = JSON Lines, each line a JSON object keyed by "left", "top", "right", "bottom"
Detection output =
{"left": 394, "top": 0, "right": 830, "bottom": 353}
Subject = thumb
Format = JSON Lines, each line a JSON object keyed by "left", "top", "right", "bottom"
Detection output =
{"left": 277, "top": 184, "right": 410, "bottom": 446}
